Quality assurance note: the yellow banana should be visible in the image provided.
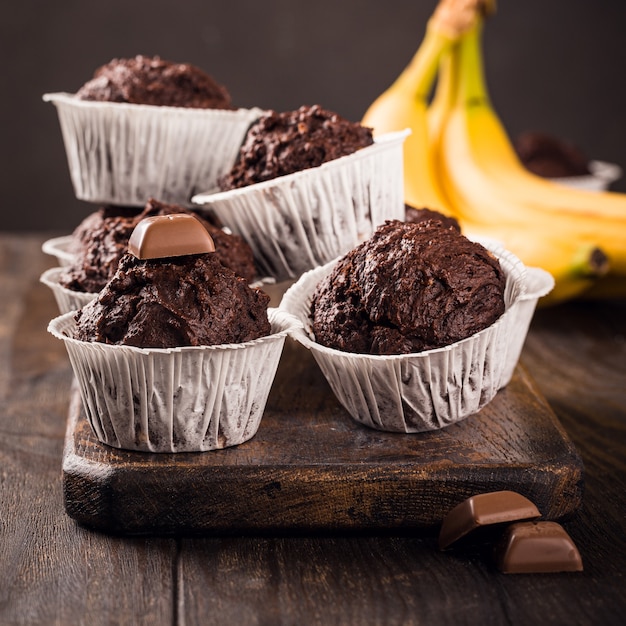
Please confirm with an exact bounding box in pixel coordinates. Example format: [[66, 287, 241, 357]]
[[362, 0, 483, 214], [436, 20, 626, 303], [445, 25, 626, 221], [425, 50, 457, 212], [362, 0, 625, 303], [460, 218, 610, 303]]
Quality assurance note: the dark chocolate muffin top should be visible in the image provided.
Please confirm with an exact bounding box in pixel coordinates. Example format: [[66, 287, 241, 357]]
[[73, 252, 271, 349], [61, 205, 141, 294], [219, 104, 374, 190], [404, 205, 461, 232], [75, 55, 233, 109], [311, 219, 506, 355], [514, 131, 590, 178], [59, 199, 257, 293]]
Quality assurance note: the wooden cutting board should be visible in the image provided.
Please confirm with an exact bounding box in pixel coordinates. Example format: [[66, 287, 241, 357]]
[[62, 339, 584, 535]]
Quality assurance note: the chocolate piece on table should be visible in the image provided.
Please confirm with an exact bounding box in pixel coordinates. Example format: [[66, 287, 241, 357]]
[[439, 491, 541, 550], [128, 214, 215, 259], [495, 521, 583, 574]]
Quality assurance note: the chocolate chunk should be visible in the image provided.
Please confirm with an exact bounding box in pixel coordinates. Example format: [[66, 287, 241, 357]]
[[128, 214, 215, 259], [439, 491, 541, 550], [495, 521, 583, 573]]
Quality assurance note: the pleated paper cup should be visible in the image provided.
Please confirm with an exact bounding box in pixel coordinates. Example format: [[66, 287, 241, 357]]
[[48, 308, 302, 453], [279, 241, 550, 433], [42, 235, 75, 267], [191, 130, 409, 282], [553, 160, 622, 191], [499, 266, 554, 384], [40, 267, 98, 315], [43, 92, 264, 207]]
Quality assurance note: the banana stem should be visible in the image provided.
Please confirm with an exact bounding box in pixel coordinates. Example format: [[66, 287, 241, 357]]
[[388, 0, 482, 103], [454, 19, 489, 106], [480, 0, 497, 17], [430, 48, 459, 114], [387, 25, 455, 104]]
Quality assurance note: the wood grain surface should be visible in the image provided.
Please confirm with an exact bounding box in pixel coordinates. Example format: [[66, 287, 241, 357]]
[[1, 233, 625, 626], [63, 354, 583, 534]]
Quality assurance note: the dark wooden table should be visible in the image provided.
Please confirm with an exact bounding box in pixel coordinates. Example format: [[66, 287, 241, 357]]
[[2, 233, 625, 625]]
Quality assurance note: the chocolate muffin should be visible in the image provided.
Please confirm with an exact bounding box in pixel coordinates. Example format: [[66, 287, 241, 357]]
[[514, 131, 590, 178], [74, 251, 271, 349], [76, 55, 233, 109], [404, 205, 461, 231], [59, 199, 257, 293], [60, 206, 142, 293], [311, 219, 506, 355], [220, 104, 374, 190]]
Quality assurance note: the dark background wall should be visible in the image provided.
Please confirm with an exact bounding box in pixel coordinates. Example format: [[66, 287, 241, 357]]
[[3, 0, 626, 232]]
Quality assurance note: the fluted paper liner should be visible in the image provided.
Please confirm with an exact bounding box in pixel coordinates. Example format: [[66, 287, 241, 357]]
[[42, 235, 75, 267], [43, 92, 264, 207], [279, 241, 553, 433], [499, 265, 554, 384], [554, 160, 622, 191], [40, 267, 97, 315], [191, 130, 409, 281], [48, 308, 302, 452]]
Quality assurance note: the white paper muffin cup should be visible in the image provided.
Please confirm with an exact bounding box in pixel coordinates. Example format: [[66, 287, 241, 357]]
[[42, 235, 75, 267], [552, 160, 622, 191], [48, 308, 302, 452], [40, 267, 98, 315], [278, 240, 553, 433], [191, 130, 409, 281], [498, 265, 554, 384], [43, 92, 264, 207]]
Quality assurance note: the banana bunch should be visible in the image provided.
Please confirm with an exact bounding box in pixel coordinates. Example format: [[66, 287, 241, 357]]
[[362, 0, 626, 305]]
